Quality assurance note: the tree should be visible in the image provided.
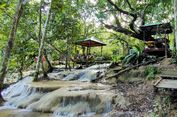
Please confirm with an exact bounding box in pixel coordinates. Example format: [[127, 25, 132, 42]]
[[47, 0, 83, 69], [90, 0, 172, 40], [34, 0, 52, 81], [0, 0, 24, 101], [174, 0, 177, 50]]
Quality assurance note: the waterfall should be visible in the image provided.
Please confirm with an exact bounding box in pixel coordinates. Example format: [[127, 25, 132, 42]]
[[49, 63, 110, 81], [2, 77, 44, 108], [1, 64, 130, 116]]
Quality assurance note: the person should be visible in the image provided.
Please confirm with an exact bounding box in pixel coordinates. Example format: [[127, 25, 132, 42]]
[[34, 56, 46, 62], [34, 56, 38, 62]]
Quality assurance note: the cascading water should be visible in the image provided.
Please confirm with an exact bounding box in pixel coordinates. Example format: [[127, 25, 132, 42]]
[[2, 76, 33, 100], [1, 64, 129, 117], [2, 77, 45, 108], [48, 63, 110, 81]]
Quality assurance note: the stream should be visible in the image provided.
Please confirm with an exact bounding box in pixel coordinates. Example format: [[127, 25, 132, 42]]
[[0, 64, 128, 117]]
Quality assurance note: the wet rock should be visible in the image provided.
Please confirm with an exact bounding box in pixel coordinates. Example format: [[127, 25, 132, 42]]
[[2, 76, 128, 116], [48, 64, 110, 82]]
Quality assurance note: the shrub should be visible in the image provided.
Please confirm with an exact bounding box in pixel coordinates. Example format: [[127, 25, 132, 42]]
[[171, 50, 177, 64], [144, 65, 159, 80]]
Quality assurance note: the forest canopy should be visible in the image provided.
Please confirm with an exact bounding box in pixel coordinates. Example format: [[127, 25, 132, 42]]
[[0, 0, 175, 80]]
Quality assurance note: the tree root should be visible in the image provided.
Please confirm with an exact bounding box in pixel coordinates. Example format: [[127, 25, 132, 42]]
[[105, 59, 158, 80]]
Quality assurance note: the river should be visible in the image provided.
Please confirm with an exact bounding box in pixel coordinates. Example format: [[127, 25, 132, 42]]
[[0, 64, 125, 117]]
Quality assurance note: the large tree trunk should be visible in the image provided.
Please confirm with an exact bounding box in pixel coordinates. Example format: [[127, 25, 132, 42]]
[[34, 0, 52, 81], [38, 0, 48, 79], [174, 0, 177, 50], [0, 0, 23, 102], [43, 49, 53, 72]]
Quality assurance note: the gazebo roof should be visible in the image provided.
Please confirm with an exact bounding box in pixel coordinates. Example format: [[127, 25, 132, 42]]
[[140, 22, 172, 35], [75, 37, 106, 47]]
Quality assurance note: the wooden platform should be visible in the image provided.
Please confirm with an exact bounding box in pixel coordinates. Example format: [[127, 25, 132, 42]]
[[154, 75, 177, 89], [155, 79, 177, 89]]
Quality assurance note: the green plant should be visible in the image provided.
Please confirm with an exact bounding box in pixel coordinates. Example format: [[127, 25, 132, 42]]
[[111, 55, 124, 63], [171, 49, 177, 64], [151, 113, 159, 117], [122, 46, 141, 65], [144, 65, 159, 80], [153, 96, 171, 117]]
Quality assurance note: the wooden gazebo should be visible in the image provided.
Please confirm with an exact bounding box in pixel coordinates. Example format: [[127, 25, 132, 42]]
[[140, 22, 172, 57], [73, 37, 106, 65], [75, 37, 106, 55]]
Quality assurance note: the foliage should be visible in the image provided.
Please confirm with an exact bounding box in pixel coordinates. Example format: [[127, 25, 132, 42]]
[[144, 65, 159, 80], [82, 0, 174, 42], [112, 55, 124, 63], [122, 45, 142, 65], [153, 96, 171, 117], [0, 0, 175, 74], [10, 39, 38, 70], [171, 49, 177, 64], [0, 0, 17, 68]]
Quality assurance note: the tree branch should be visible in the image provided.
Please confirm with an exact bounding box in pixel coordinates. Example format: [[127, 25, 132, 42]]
[[140, 4, 150, 25], [125, 0, 134, 11], [113, 14, 121, 27], [101, 9, 117, 13], [104, 24, 138, 38], [112, 33, 129, 46], [106, 0, 136, 18], [129, 13, 138, 33], [106, 0, 138, 34]]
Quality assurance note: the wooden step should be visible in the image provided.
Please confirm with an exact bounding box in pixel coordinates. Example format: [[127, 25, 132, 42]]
[[160, 75, 177, 79], [154, 75, 177, 90], [155, 79, 177, 89]]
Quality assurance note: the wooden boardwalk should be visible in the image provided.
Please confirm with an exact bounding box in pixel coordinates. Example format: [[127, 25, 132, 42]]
[[154, 75, 177, 89]]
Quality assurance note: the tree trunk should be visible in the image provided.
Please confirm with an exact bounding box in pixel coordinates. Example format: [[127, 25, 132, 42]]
[[38, 0, 42, 44], [174, 0, 177, 50], [0, 0, 23, 102], [34, 0, 52, 81], [65, 38, 69, 69], [18, 62, 23, 80], [38, 0, 48, 79], [43, 49, 53, 73], [41, 60, 48, 79], [65, 37, 71, 70]]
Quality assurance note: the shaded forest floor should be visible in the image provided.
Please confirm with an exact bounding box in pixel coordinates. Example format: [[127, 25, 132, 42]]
[[106, 58, 177, 116]]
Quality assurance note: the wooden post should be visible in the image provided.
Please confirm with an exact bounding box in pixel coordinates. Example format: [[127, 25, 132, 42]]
[[165, 37, 167, 58], [164, 32, 168, 58], [88, 40, 91, 55], [101, 46, 103, 56], [75, 46, 77, 54], [86, 47, 88, 55], [89, 47, 90, 54], [82, 46, 85, 55]]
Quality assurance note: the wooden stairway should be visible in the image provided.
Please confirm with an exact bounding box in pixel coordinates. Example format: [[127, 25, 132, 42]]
[[154, 75, 177, 91]]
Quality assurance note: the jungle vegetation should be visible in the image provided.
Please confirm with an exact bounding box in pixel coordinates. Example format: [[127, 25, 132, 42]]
[[0, 0, 175, 101]]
